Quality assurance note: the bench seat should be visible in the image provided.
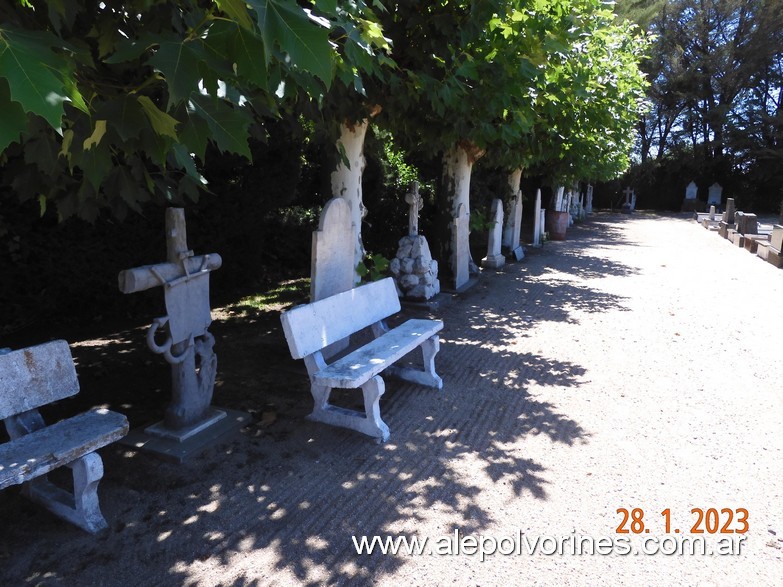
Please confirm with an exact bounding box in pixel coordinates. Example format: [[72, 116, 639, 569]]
[[0, 409, 128, 490], [281, 278, 444, 441], [314, 319, 443, 388]]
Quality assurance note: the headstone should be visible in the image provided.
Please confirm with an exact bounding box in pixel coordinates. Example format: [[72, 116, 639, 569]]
[[118, 208, 249, 461], [391, 183, 440, 300], [554, 186, 565, 212], [481, 199, 506, 269], [502, 190, 524, 260], [721, 198, 736, 224], [451, 204, 470, 290], [709, 205, 716, 221], [622, 187, 634, 213], [532, 189, 543, 247], [311, 198, 354, 302], [585, 184, 594, 214], [707, 183, 723, 206], [771, 225, 783, 251], [735, 212, 758, 235], [685, 181, 698, 200], [540, 209, 546, 241]]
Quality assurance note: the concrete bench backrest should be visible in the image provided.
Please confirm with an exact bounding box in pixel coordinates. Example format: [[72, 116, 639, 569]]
[[281, 277, 401, 360], [0, 340, 79, 421]]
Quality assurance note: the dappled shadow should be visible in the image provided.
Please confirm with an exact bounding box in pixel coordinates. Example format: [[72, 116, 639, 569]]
[[0, 212, 642, 585]]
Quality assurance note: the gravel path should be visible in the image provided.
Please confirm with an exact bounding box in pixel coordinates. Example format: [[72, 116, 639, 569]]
[[1, 211, 781, 585]]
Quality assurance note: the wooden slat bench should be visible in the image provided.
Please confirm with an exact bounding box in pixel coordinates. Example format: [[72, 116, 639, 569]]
[[0, 340, 128, 533], [280, 277, 443, 441]]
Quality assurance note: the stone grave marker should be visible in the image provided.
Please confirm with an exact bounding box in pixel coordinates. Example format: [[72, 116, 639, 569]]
[[707, 183, 723, 206], [532, 189, 543, 247], [391, 182, 440, 300], [585, 184, 594, 214], [719, 198, 736, 238], [622, 187, 634, 213], [685, 181, 698, 200], [481, 199, 506, 269], [502, 190, 524, 260], [451, 204, 470, 290], [311, 198, 355, 302], [118, 208, 248, 461]]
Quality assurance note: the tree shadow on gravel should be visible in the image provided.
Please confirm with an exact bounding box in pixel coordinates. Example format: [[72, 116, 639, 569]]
[[0, 217, 640, 586]]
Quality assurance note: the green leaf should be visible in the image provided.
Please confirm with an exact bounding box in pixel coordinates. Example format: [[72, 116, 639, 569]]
[[83, 120, 107, 151], [0, 26, 74, 129], [178, 102, 211, 160], [95, 95, 147, 142], [248, 0, 333, 84], [137, 96, 180, 140], [216, 0, 255, 30], [149, 38, 203, 107], [207, 21, 268, 91], [190, 95, 252, 158], [0, 78, 27, 152]]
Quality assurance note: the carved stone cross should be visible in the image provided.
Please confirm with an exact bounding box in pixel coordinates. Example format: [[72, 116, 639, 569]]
[[405, 181, 423, 236], [118, 208, 222, 433], [623, 186, 634, 205]]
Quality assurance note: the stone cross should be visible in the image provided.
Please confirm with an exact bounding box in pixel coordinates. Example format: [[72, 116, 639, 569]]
[[405, 181, 423, 237], [118, 208, 222, 433]]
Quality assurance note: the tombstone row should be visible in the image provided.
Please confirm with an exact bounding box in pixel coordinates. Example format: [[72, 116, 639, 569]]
[[699, 196, 783, 269]]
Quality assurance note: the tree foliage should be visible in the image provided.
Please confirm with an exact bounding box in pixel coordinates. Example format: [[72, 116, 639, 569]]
[[0, 0, 391, 221]]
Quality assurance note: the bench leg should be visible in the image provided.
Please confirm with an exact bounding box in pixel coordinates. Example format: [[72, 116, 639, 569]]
[[23, 452, 108, 534], [307, 376, 390, 442], [385, 335, 443, 389]]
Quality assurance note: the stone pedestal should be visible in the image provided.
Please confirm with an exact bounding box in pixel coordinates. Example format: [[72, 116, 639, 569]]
[[391, 235, 440, 300]]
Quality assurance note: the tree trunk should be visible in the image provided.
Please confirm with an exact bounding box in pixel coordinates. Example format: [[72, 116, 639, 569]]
[[434, 142, 481, 284], [331, 119, 370, 281], [502, 168, 522, 250]]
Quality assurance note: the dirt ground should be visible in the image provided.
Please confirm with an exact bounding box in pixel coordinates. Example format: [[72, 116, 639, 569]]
[[1, 211, 782, 586]]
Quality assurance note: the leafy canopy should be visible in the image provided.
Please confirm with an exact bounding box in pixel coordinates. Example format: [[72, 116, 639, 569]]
[[0, 0, 391, 220]]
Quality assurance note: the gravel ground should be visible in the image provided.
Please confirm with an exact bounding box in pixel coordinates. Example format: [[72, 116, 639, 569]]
[[1, 211, 782, 586]]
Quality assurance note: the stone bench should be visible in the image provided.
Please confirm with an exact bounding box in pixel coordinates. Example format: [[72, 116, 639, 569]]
[[280, 277, 443, 442], [0, 340, 128, 533]]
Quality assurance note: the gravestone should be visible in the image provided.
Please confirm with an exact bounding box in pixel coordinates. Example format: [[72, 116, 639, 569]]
[[721, 198, 736, 223], [707, 183, 723, 206], [585, 184, 594, 214], [735, 212, 758, 235], [311, 198, 355, 302], [482, 199, 506, 269], [709, 205, 716, 221], [502, 191, 524, 260], [451, 204, 470, 290], [540, 209, 546, 241], [532, 189, 543, 247], [391, 182, 440, 300], [622, 187, 634, 213], [685, 181, 698, 200], [118, 208, 248, 461]]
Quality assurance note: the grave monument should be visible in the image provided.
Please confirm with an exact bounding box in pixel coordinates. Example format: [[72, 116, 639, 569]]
[[390, 182, 440, 300], [118, 208, 248, 461], [481, 199, 506, 269]]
